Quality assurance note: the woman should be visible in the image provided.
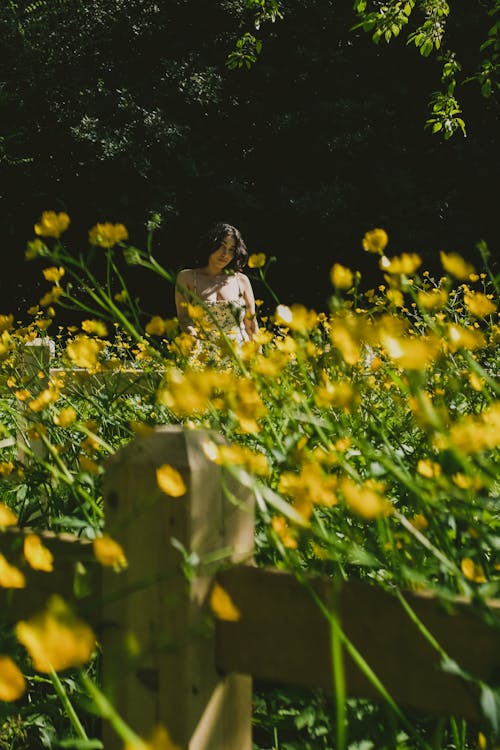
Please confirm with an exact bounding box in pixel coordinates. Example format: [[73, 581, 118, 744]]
[[175, 222, 259, 360]]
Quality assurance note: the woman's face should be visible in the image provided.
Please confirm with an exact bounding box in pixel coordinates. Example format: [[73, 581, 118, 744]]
[[209, 236, 236, 270]]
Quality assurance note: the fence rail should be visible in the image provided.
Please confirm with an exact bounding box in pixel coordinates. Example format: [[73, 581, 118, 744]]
[[2, 422, 500, 747]]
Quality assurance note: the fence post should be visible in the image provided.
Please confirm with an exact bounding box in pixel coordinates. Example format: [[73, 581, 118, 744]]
[[100, 425, 254, 750]]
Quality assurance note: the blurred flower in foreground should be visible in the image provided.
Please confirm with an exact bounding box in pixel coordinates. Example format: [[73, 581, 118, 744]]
[[24, 534, 54, 572], [66, 335, 103, 369], [93, 534, 128, 570], [362, 228, 388, 255], [210, 582, 241, 621], [461, 557, 486, 583], [0, 555, 25, 588], [331, 263, 354, 290], [464, 291, 496, 318], [156, 464, 187, 497], [124, 724, 181, 750], [380, 253, 422, 275], [34, 211, 70, 239], [340, 478, 392, 520], [16, 595, 95, 672], [440, 251, 475, 280], [88, 222, 128, 248], [0, 656, 26, 701], [0, 502, 18, 527]]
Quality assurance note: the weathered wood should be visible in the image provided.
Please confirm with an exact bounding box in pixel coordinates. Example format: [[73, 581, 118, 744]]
[[216, 565, 500, 721], [0, 527, 99, 620], [100, 426, 255, 750]]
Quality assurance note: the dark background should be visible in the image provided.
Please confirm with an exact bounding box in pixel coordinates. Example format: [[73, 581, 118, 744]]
[[1, 0, 497, 325]]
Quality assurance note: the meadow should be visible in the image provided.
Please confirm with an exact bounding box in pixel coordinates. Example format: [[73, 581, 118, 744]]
[[0, 212, 498, 750]]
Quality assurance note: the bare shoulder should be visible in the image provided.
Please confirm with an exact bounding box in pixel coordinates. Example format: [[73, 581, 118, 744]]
[[176, 268, 194, 287], [236, 272, 252, 289]]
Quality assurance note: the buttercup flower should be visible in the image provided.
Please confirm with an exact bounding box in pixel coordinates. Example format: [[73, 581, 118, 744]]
[[88, 222, 128, 248], [440, 251, 475, 280], [380, 253, 422, 275], [362, 228, 388, 255], [93, 534, 128, 570], [210, 583, 241, 621], [24, 534, 54, 572], [42, 266, 65, 283], [464, 291, 496, 318], [156, 464, 187, 497], [331, 263, 354, 290], [34, 211, 70, 239], [16, 595, 95, 672], [0, 656, 26, 702], [248, 253, 266, 268]]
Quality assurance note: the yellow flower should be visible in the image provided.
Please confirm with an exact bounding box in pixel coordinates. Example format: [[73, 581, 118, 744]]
[[380, 334, 440, 370], [448, 402, 500, 454], [209, 583, 241, 621], [416, 459, 441, 479], [156, 464, 186, 497], [114, 289, 128, 303], [0, 502, 17, 527], [461, 557, 486, 583], [25, 238, 48, 260], [93, 534, 128, 570], [40, 285, 63, 306], [0, 656, 26, 702], [34, 211, 70, 239], [329, 313, 365, 365], [28, 386, 60, 413], [279, 462, 338, 520], [440, 251, 475, 280], [271, 515, 298, 549], [42, 266, 65, 283], [463, 291, 496, 318], [410, 514, 429, 531], [79, 456, 101, 475], [145, 316, 166, 336], [362, 228, 388, 255], [15, 596, 96, 672], [88, 222, 128, 248], [248, 253, 266, 268], [380, 253, 422, 275], [54, 406, 77, 428], [446, 324, 486, 352], [0, 462, 14, 478], [214, 444, 269, 476], [0, 555, 26, 588], [24, 534, 54, 572], [314, 377, 358, 411], [330, 263, 354, 290], [81, 319, 108, 337], [417, 288, 448, 310], [0, 314, 14, 333], [385, 289, 404, 307], [124, 724, 181, 750], [66, 335, 102, 369], [340, 478, 392, 520]]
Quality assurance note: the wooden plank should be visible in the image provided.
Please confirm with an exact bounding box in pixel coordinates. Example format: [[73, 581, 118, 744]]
[[0, 527, 99, 620], [216, 565, 500, 721], [100, 426, 255, 750]]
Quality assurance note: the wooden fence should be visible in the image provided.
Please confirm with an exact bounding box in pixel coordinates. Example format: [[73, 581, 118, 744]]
[[1, 346, 500, 748]]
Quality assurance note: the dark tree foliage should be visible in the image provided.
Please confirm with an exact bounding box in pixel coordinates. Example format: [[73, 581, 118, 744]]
[[0, 0, 497, 318]]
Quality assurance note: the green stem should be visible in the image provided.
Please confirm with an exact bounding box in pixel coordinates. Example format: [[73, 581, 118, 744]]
[[49, 667, 88, 741], [80, 671, 147, 748]]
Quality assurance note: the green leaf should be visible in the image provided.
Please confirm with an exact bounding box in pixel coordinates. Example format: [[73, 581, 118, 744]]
[[480, 685, 500, 734], [57, 740, 104, 749], [420, 40, 434, 57]]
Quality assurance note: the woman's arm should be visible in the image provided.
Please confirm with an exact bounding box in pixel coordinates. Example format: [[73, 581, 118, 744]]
[[239, 273, 259, 340], [175, 269, 196, 335]]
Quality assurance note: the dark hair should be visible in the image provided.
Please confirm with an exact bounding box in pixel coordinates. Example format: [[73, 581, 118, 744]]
[[197, 222, 248, 272]]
